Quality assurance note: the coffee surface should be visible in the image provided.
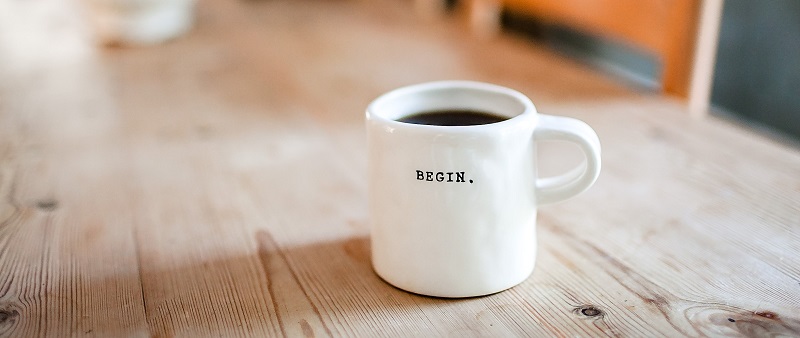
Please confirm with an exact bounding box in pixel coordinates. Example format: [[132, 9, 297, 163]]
[[396, 109, 508, 126]]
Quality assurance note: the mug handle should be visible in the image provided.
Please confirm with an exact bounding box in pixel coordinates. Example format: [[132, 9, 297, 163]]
[[533, 114, 602, 205]]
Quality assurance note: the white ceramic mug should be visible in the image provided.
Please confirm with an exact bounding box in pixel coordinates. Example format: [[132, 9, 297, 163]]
[[84, 0, 196, 45], [366, 81, 601, 297]]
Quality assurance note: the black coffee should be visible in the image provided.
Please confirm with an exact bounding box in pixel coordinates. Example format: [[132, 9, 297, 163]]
[[396, 109, 508, 126]]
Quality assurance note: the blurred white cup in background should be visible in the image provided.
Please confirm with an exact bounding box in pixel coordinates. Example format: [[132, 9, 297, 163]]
[[84, 0, 196, 45]]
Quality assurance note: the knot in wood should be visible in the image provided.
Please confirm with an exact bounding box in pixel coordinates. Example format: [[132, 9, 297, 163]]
[[35, 199, 58, 211], [574, 305, 604, 318], [755, 311, 778, 320], [0, 309, 20, 323]]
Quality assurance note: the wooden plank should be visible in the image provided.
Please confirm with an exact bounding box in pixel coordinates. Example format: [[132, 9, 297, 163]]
[[102, 31, 312, 337], [0, 0, 149, 334]]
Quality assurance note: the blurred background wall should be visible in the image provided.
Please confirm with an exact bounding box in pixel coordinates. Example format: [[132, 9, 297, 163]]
[[503, 0, 800, 143], [711, 0, 800, 141]]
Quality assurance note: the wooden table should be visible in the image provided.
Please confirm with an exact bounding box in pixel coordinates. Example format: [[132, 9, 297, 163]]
[[1, 0, 799, 336]]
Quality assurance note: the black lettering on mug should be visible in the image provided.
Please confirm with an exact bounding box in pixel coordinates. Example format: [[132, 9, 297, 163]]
[[416, 170, 472, 184]]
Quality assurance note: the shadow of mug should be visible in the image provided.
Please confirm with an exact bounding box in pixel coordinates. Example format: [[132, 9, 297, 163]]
[[38, 233, 456, 337]]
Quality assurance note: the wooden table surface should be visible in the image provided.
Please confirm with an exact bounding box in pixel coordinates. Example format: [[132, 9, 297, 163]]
[[1, 0, 799, 336]]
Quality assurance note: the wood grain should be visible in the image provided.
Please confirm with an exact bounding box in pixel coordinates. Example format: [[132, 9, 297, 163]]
[[1, 0, 798, 337]]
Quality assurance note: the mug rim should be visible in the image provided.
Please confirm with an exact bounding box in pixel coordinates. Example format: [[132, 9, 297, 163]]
[[366, 80, 537, 131]]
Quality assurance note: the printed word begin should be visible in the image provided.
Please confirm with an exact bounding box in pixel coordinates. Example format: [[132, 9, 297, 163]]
[[416, 170, 472, 183]]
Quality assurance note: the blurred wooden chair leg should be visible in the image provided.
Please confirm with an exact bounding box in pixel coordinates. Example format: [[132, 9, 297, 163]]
[[414, 0, 448, 20], [465, 0, 502, 37], [688, 0, 724, 118]]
